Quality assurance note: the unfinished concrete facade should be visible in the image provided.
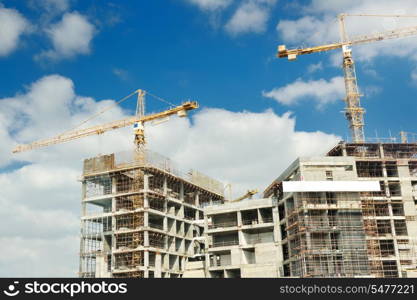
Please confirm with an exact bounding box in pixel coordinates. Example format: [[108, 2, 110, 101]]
[[79, 150, 224, 278], [200, 198, 283, 278], [264, 142, 417, 278]]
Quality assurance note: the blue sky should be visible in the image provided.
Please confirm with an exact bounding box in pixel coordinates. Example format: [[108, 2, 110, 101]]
[[1, 0, 417, 276], [2, 0, 415, 140]]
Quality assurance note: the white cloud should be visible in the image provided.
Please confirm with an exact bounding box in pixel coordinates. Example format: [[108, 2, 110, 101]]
[[307, 62, 323, 73], [147, 109, 339, 197], [186, 0, 233, 11], [262, 76, 345, 107], [225, 0, 277, 35], [0, 7, 31, 56], [0, 236, 78, 277], [0, 75, 339, 276], [38, 12, 96, 60], [113, 68, 130, 81], [30, 0, 70, 15], [276, 0, 417, 64]]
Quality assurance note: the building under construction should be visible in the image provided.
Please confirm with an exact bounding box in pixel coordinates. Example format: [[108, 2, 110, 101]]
[[79, 149, 224, 278], [79, 142, 417, 278], [263, 142, 417, 278]]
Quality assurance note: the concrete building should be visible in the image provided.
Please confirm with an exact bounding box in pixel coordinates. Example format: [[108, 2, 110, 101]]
[[201, 198, 283, 278], [79, 142, 417, 278], [79, 150, 224, 278], [264, 142, 417, 278]]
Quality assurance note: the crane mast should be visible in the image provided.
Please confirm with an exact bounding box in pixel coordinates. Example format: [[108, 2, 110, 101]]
[[339, 14, 365, 143], [277, 13, 417, 143]]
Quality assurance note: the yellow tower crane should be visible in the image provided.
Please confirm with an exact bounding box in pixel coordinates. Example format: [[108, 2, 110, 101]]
[[12, 89, 198, 153], [229, 189, 258, 203], [277, 13, 417, 143]]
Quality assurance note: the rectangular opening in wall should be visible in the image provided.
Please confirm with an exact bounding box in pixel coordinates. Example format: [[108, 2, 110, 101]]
[[379, 240, 396, 257], [148, 172, 164, 194], [167, 178, 181, 199], [183, 183, 196, 205], [382, 260, 398, 278], [210, 251, 231, 267], [243, 228, 274, 244], [282, 243, 289, 261], [409, 161, 417, 177], [385, 161, 398, 177], [388, 181, 402, 197], [241, 209, 259, 225], [278, 204, 285, 220], [148, 213, 164, 230], [259, 208, 273, 223], [212, 232, 239, 247], [148, 195, 165, 212], [280, 224, 287, 240], [226, 269, 241, 278], [176, 221, 184, 235], [242, 248, 256, 264], [376, 220, 392, 235], [210, 212, 237, 229], [116, 194, 144, 211], [394, 219, 408, 236], [85, 175, 112, 198], [346, 144, 380, 158], [115, 212, 144, 230], [325, 170, 333, 181], [356, 161, 383, 177], [209, 270, 224, 278], [148, 252, 156, 267], [184, 207, 196, 221], [392, 203, 404, 216], [149, 232, 165, 249]]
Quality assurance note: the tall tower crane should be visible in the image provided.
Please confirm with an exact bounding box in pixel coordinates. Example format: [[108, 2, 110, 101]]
[[12, 89, 198, 154], [277, 13, 417, 143]]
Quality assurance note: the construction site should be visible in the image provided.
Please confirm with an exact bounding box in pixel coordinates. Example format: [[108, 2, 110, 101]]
[[10, 13, 417, 278]]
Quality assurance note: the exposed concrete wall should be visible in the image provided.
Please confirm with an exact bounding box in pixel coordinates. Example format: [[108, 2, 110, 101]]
[[241, 264, 280, 278]]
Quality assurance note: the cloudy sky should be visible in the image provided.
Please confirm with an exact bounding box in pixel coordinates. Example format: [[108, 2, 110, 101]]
[[1, 0, 416, 277]]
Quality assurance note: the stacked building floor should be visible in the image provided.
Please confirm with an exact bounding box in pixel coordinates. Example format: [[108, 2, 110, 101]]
[[79, 142, 417, 278]]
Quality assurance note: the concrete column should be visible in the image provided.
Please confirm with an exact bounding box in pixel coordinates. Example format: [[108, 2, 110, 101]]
[[379, 144, 385, 158], [144, 211, 149, 227], [272, 207, 281, 243], [178, 204, 185, 219], [196, 191, 200, 207], [144, 174, 150, 191], [180, 182, 184, 202], [111, 176, 117, 194], [342, 144, 347, 157], [382, 162, 388, 178], [257, 208, 262, 224], [237, 211, 242, 227], [181, 256, 186, 271], [238, 230, 245, 246], [163, 176, 167, 196], [144, 250, 149, 268], [155, 253, 162, 278], [144, 231, 149, 247], [144, 193, 149, 209], [163, 216, 168, 231]]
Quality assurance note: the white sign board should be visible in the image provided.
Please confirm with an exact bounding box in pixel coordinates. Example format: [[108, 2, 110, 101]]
[[283, 181, 380, 192]]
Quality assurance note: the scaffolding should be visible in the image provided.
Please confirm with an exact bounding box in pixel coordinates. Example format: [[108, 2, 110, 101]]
[[115, 212, 144, 230], [361, 190, 417, 277], [284, 192, 370, 277], [80, 149, 224, 278]]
